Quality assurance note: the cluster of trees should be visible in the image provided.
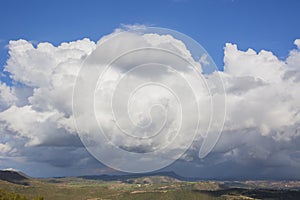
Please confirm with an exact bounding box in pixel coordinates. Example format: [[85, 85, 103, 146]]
[[0, 189, 43, 200]]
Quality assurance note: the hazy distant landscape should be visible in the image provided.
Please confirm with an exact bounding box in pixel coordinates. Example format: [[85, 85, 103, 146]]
[[1, 170, 300, 200]]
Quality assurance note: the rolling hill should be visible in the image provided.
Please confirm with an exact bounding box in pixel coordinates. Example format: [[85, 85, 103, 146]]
[[1, 170, 300, 199]]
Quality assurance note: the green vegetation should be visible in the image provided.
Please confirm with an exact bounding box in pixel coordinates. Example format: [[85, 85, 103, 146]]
[[0, 188, 43, 200], [1, 174, 300, 200], [0, 178, 218, 200]]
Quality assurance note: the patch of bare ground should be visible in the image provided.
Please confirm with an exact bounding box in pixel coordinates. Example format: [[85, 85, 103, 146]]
[[222, 194, 257, 200]]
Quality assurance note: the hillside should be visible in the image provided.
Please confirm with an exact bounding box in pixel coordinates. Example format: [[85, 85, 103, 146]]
[[1, 170, 300, 199], [0, 170, 29, 185]]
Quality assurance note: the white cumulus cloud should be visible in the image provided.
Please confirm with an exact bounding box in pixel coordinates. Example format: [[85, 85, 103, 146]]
[[0, 27, 300, 178]]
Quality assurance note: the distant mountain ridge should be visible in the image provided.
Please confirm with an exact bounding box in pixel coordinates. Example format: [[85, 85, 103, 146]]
[[79, 171, 197, 182], [0, 170, 29, 185]]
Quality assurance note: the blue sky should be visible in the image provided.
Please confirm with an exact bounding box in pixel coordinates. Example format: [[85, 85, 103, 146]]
[[1, 0, 300, 72], [1, 0, 300, 178]]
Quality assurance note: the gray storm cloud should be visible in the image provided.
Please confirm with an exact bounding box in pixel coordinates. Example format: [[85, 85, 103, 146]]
[[0, 28, 300, 178]]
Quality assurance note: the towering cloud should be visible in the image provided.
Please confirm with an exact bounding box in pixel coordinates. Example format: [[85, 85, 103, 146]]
[[0, 28, 299, 178]]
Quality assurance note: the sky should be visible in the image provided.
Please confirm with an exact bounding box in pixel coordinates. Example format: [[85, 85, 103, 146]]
[[0, 0, 300, 179], [1, 0, 300, 71]]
